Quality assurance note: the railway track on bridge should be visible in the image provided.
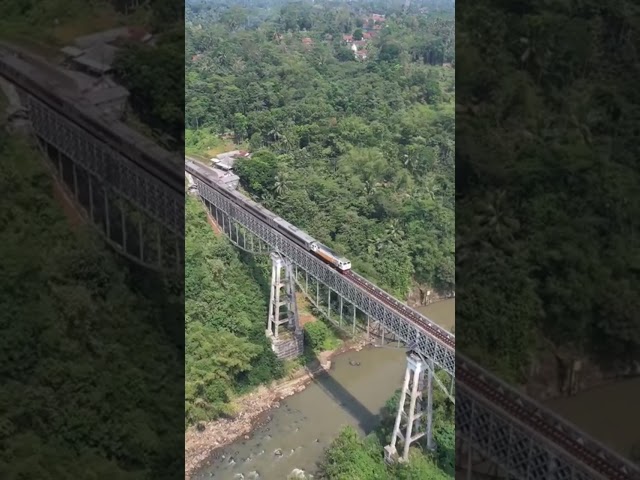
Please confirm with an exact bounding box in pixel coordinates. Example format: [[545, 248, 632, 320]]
[[0, 46, 185, 272], [2, 49, 636, 480], [458, 360, 633, 480], [344, 270, 455, 350], [187, 161, 638, 480]]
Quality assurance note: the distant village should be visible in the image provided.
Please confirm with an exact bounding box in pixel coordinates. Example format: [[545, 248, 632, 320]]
[[300, 13, 386, 61], [192, 13, 387, 63]]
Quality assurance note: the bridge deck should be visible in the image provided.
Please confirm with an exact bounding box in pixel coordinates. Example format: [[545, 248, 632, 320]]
[[187, 160, 639, 480]]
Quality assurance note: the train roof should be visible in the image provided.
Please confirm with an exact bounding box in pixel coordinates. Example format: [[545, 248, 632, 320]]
[[272, 217, 316, 241]]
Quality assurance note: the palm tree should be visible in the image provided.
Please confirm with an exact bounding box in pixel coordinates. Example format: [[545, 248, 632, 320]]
[[476, 190, 520, 243], [423, 175, 441, 201], [273, 174, 290, 197], [367, 236, 384, 255], [385, 219, 405, 241], [363, 179, 376, 196]]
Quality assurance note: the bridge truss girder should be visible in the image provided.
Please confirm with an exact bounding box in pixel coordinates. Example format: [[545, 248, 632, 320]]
[[26, 95, 183, 273], [195, 180, 455, 378], [196, 185, 637, 480]]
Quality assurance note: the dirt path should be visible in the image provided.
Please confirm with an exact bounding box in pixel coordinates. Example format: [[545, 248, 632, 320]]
[[184, 341, 367, 480]]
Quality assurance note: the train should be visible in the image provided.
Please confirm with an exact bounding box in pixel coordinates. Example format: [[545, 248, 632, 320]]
[[0, 48, 182, 194], [185, 160, 352, 271]]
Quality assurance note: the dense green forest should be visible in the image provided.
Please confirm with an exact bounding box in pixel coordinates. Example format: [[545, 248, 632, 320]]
[[184, 1, 455, 478], [0, 3, 186, 477], [456, 0, 640, 384], [185, 0, 455, 298], [184, 196, 285, 426], [319, 371, 454, 479], [0, 135, 183, 479]]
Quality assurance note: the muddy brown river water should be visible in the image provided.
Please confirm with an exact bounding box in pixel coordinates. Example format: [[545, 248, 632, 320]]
[[194, 297, 637, 479], [194, 300, 455, 480], [546, 377, 640, 460]]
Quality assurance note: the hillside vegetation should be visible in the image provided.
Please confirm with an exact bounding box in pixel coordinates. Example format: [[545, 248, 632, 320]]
[[186, 1, 455, 299], [0, 136, 183, 479], [185, 196, 285, 427], [457, 0, 640, 383]]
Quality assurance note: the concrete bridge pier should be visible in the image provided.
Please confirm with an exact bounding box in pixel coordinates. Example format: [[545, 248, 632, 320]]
[[385, 351, 435, 463], [266, 252, 303, 359]]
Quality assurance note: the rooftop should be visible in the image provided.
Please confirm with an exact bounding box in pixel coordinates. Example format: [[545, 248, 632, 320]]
[[212, 150, 251, 170], [70, 43, 119, 74], [63, 26, 153, 75], [210, 168, 240, 188]]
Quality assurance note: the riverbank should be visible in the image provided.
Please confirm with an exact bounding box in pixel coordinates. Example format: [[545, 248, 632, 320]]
[[184, 340, 367, 480]]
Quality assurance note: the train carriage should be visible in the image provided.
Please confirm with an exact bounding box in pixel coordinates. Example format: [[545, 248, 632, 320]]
[[185, 159, 352, 272], [272, 217, 318, 251]]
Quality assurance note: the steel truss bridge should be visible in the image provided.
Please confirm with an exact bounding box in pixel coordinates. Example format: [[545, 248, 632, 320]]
[[0, 46, 184, 273], [189, 163, 639, 480], [2, 47, 637, 480]]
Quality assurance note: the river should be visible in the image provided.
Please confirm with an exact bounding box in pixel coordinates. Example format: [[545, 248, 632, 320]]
[[194, 299, 455, 480], [545, 377, 640, 460]]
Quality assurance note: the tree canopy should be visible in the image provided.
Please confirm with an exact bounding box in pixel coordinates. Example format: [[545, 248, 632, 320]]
[[456, 0, 640, 382], [186, 1, 455, 298], [185, 196, 285, 426], [0, 135, 183, 479]]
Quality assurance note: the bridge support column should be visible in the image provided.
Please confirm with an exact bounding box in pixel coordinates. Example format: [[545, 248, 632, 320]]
[[266, 252, 303, 359], [384, 351, 435, 463]]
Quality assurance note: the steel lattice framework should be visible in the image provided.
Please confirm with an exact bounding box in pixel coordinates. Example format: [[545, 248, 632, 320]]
[[28, 97, 183, 238], [0, 50, 185, 272], [194, 176, 455, 377], [457, 358, 638, 480], [193, 173, 639, 480], [8, 48, 633, 480]]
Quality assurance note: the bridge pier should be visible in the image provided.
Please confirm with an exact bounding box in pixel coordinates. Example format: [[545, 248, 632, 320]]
[[266, 252, 303, 359], [385, 351, 435, 463]]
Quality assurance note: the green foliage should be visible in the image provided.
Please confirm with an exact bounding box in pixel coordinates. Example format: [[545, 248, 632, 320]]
[[0, 0, 105, 35], [433, 422, 454, 476], [392, 450, 450, 480], [185, 127, 223, 155], [303, 320, 339, 352], [0, 136, 183, 479], [320, 427, 388, 480], [113, 30, 185, 148], [184, 196, 284, 426], [186, 5, 455, 298], [457, 0, 640, 378], [234, 150, 279, 199], [319, 425, 451, 480]]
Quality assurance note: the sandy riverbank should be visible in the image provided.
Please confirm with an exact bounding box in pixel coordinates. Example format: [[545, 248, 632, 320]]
[[185, 341, 367, 479]]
